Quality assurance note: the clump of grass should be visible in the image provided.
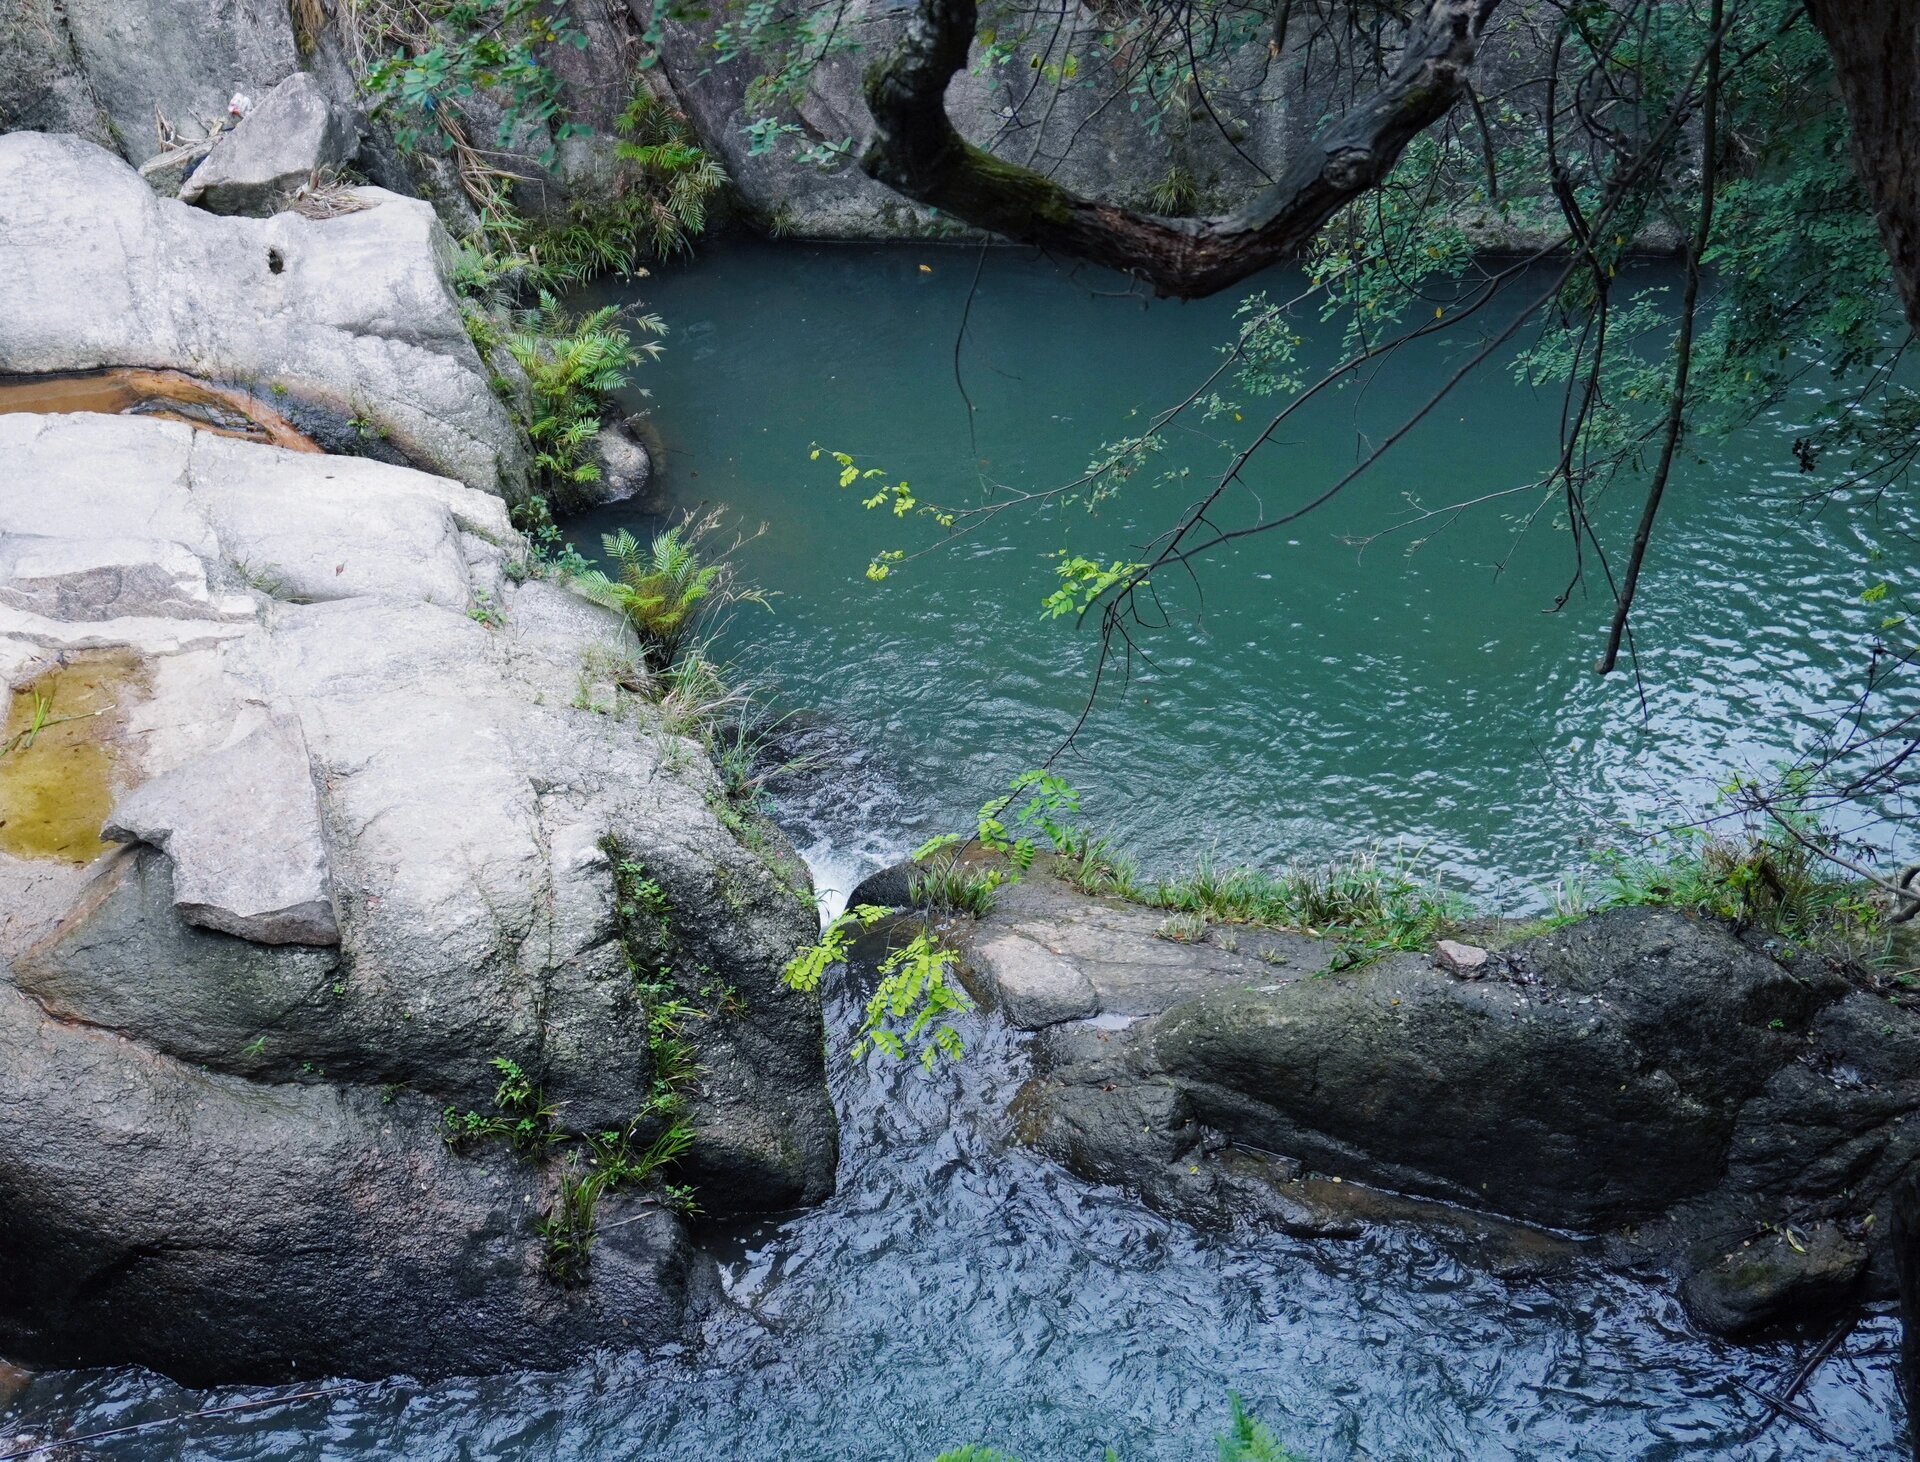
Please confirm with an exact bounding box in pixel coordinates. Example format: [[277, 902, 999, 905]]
[[910, 854, 1003, 917], [1149, 160, 1203, 217], [1156, 910, 1209, 944], [1057, 828, 1143, 899], [1152, 846, 1460, 952], [1594, 817, 1884, 962]]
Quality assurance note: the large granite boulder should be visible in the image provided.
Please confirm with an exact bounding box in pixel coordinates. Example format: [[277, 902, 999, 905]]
[[983, 872, 1920, 1335], [41, 0, 299, 166], [0, 132, 526, 501], [179, 72, 361, 216], [0, 0, 112, 145], [0, 412, 837, 1382]]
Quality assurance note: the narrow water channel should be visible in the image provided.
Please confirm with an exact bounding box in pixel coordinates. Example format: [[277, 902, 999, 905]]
[[3, 955, 1905, 1457]]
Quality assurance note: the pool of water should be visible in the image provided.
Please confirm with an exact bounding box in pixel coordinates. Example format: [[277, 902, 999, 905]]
[[4, 975, 1907, 1459], [573, 239, 1905, 909]]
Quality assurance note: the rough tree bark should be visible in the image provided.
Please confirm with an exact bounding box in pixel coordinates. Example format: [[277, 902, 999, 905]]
[[1804, 1, 1920, 336], [860, 0, 1504, 299]]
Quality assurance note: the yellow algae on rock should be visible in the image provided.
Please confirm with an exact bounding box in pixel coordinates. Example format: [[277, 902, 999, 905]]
[[0, 651, 147, 863]]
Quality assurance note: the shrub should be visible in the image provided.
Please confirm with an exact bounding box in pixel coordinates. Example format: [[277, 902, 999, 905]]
[[506, 298, 661, 490], [563, 513, 764, 668]]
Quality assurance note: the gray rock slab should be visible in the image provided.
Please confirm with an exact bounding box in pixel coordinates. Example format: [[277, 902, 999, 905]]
[[180, 72, 359, 216], [0, 534, 243, 623], [60, 0, 299, 166], [971, 932, 1098, 1028], [103, 714, 338, 944]]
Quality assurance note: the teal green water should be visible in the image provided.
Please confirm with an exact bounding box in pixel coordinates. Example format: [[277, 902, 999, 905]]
[[579, 241, 1891, 909]]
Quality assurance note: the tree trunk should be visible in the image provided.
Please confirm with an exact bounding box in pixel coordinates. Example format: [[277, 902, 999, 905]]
[[1805, 1, 1920, 334]]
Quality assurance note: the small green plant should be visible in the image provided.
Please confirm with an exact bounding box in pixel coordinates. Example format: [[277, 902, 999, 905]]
[[605, 91, 729, 260], [1214, 1393, 1305, 1461], [613, 856, 671, 930], [0, 688, 97, 760], [1149, 160, 1203, 217], [443, 1056, 561, 1154], [909, 854, 1004, 917], [538, 1157, 598, 1286], [781, 904, 973, 1066], [1057, 829, 1143, 899], [1157, 911, 1209, 943]]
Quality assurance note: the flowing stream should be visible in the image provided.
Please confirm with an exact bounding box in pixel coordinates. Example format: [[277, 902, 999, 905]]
[[3, 969, 1908, 1459], [5, 241, 1912, 1458]]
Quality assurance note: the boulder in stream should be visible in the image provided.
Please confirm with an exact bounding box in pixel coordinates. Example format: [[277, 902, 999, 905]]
[[970, 870, 1920, 1335]]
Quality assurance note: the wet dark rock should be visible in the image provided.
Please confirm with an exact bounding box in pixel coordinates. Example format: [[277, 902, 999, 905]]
[[1681, 1222, 1869, 1334], [990, 876, 1920, 1336], [847, 858, 916, 911]]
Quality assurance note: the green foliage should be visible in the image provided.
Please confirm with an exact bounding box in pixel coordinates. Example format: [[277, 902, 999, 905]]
[[506, 298, 662, 490], [607, 92, 730, 260], [781, 905, 970, 1067], [443, 1056, 561, 1154], [1043, 554, 1147, 622], [914, 770, 1082, 875], [1149, 161, 1203, 217], [854, 931, 971, 1068], [1592, 801, 1883, 962], [1152, 847, 1460, 958], [782, 902, 890, 994], [361, 0, 589, 163], [909, 856, 1004, 918], [538, 1157, 599, 1285], [1056, 830, 1143, 900], [563, 520, 748, 668], [1214, 1393, 1305, 1462], [612, 854, 672, 933]]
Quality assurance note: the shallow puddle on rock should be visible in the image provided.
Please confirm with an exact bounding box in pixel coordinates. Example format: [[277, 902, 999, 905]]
[[0, 651, 149, 863], [0, 369, 320, 452]]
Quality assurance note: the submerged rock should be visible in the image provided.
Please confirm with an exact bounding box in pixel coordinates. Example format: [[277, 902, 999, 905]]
[[0, 133, 526, 500], [178, 72, 360, 217], [0, 412, 836, 1381], [981, 871, 1920, 1336]]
